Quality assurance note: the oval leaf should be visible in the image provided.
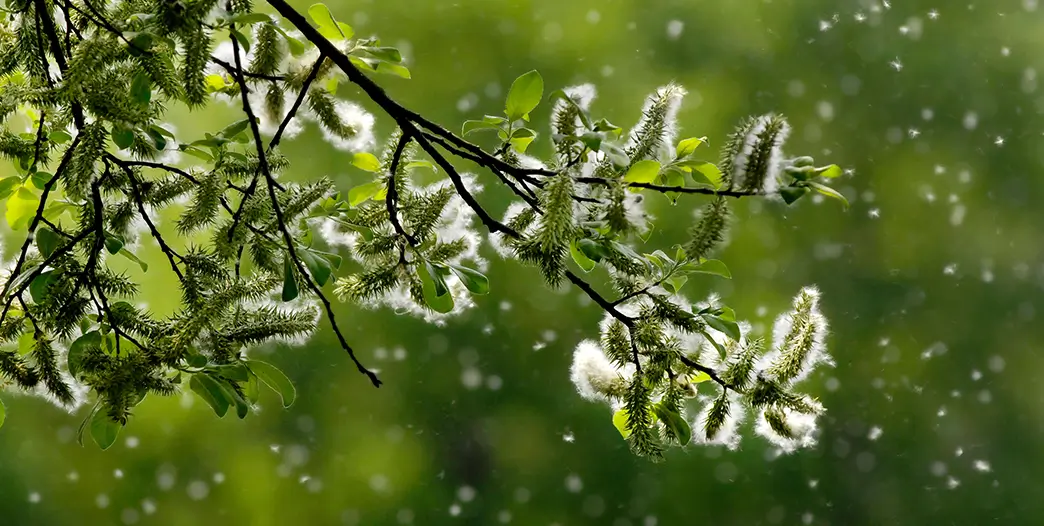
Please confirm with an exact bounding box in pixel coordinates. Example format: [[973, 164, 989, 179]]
[[29, 271, 55, 303], [612, 408, 631, 439], [570, 240, 597, 272], [690, 259, 731, 279], [68, 330, 101, 377], [300, 249, 334, 286], [90, 409, 122, 450], [818, 164, 843, 179], [36, 227, 60, 258], [0, 176, 21, 199], [623, 160, 661, 184], [130, 72, 152, 104], [308, 3, 352, 40], [448, 264, 489, 295], [352, 152, 381, 172], [6, 186, 38, 230], [247, 360, 297, 408], [808, 181, 849, 208], [347, 180, 383, 207], [675, 136, 707, 158], [418, 262, 454, 313], [653, 403, 692, 446], [281, 257, 299, 301], [190, 373, 230, 417], [505, 70, 543, 121], [111, 126, 134, 150], [702, 313, 741, 342]]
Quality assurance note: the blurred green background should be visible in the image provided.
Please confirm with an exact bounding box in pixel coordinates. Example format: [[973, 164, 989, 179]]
[[2, 0, 1041, 524]]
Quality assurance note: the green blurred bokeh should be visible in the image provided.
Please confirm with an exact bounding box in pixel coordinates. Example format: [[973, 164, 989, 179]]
[[2, 0, 1041, 524]]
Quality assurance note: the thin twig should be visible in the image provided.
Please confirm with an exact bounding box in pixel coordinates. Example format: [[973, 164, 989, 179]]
[[226, 29, 381, 387], [386, 131, 417, 246], [227, 54, 326, 242]]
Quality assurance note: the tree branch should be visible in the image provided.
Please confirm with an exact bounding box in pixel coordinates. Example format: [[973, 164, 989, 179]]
[[386, 130, 417, 246], [226, 29, 381, 387]]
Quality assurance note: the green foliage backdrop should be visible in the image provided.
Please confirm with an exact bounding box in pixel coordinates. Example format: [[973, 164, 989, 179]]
[[0, 0, 1039, 524]]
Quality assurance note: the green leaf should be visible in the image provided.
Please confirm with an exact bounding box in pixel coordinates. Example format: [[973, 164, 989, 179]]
[[130, 72, 152, 104], [592, 118, 622, 135], [281, 257, 299, 301], [677, 160, 723, 189], [300, 249, 334, 286], [612, 408, 631, 439], [702, 313, 741, 342], [688, 259, 731, 279], [29, 271, 54, 303], [179, 144, 214, 162], [145, 127, 167, 151], [789, 156, 814, 168], [230, 26, 251, 53], [190, 374, 230, 417], [126, 31, 154, 52], [808, 181, 849, 209], [780, 186, 809, 205], [570, 240, 597, 272], [404, 160, 436, 172], [213, 363, 250, 382], [217, 119, 249, 140], [30, 171, 51, 190], [0, 176, 21, 199], [0, 398, 5, 430], [247, 360, 297, 408], [48, 130, 72, 144], [505, 70, 543, 121], [661, 169, 685, 187], [448, 264, 489, 295], [68, 331, 100, 377], [243, 370, 261, 404], [418, 261, 453, 313], [223, 380, 250, 419], [347, 180, 383, 207], [579, 131, 602, 151], [186, 352, 208, 369], [117, 248, 148, 272], [100, 331, 117, 355], [818, 164, 843, 179], [90, 409, 122, 450], [374, 62, 410, 79], [111, 126, 134, 150], [427, 262, 450, 297], [17, 332, 34, 355], [273, 26, 306, 56], [35, 226, 59, 257], [577, 238, 608, 263], [689, 371, 712, 384], [204, 73, 227, 92], [653, 403, 692, 446], [675, 136, 707, 158], [662, 274, 688, 295], [507, 128, 534, 152], [227, 13, 271, 25], [104, 233, 124, 255], [623, 160, 661, 184], [308, 3, 353, 40], [601, 143, 630, 168], [361, 46, 402, 63], [462, 119, 500, 136], [352, 152, 381, 172], [6, 186, 38, 230]]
